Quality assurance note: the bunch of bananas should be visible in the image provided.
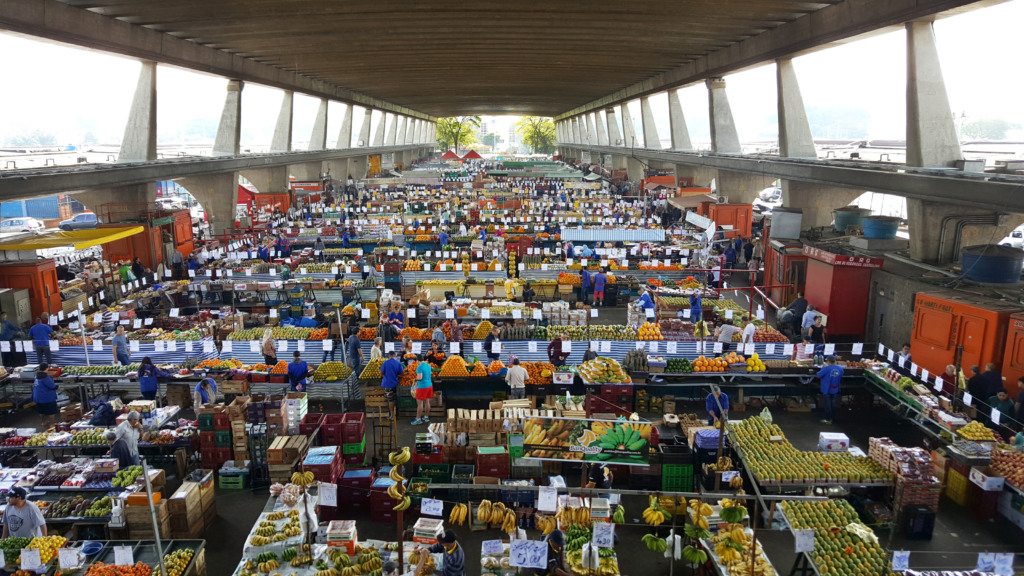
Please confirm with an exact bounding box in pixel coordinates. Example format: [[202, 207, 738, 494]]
[[257, 559, 279, 573], [535, 514, 558, 535], [254, 525, 276, 537], [726, 556, 775, 576], [315, 569, 339, 576], [501, 508, 518, 534], [280, 548, 297, 562], [248, 535, 272, 546], [689, 499, 715, 530], [611, 505, 625, 524], [409, 550, 436, 572], [476, 500, 511, 525], [557, 505, 591, 527], [281, 523, 302, 537], [448, 503, 469, 525], [387, 447, 411, 511], [266, 510, 286, 521], [291, 470, 316, 487], [642, 533, 668, 552], [642, 498, 671, 526], [291, 553, 313, 567], [328, 549, 351, 567]]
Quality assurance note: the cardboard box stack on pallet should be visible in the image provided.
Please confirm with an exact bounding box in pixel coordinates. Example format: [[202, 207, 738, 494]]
[[122, 468, 169, 539], [267, 434, 309, 483], [164, 469, 216, 537]]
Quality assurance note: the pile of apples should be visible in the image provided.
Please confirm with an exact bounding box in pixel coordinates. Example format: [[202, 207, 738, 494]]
[[991, 450, 1024, 489]]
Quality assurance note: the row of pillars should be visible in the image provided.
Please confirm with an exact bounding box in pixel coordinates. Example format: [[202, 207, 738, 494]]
[[77, 63, 436, 236], [555, 22, 1019, 264]]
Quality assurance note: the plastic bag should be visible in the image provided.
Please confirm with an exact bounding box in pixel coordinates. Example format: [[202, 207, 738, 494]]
[[760, 407, 773, 424]]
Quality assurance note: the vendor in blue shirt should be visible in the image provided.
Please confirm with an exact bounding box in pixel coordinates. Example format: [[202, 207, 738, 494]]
[[705, 389, 729, 426], [380, 350, 404, 417], [137, 356, 170, 401], [29, 317, 54, 366], [689, 294, 702, 322], [438, 230, 449, 247], [287, 351, 310, 392], [193, 377, 217, 408], [388, 306, 406, 330], [479, 227, 487, 242], [816, 356, 844, 424], [635, 287, 656, 311], [342, 230, 350, 248], [579, 244, 593, 258]]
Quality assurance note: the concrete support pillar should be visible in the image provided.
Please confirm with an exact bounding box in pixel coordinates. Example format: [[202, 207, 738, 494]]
[[715, 171, 763, 204], [706, 78, 741, 154], [606, 108, 623, 146], [674, 164, 717, 188], [571, 118, 581, 145], [626, 157, 645, 182], [212, 80, 243, 157], [906, 21, 962, 169], [385, 114, 398, 146], [415, 120, 425, 144], [667, 90, 693, 151], [323, 158, 350, 184], [349, 156, 368, 180], [404, 119, 415, 147], [271, 91, 294, 152], [118, 61, 157, 162], [336, 105, 353, 149], [241, 167, 290, 194], [357, 108, 373, 147], [621, 105, 640, 149], [776, 59, 817, 159], [640, 96, 661, 149], [428, 123, 436, 147], [906, 203, 1023, 263], [372, 111, 386, 147], [75, 183, 156, 214], [395, 117, 407, 145], [309, 98, 329, 151], [589, 113, 600, 146], [578, 115, 590, 146], [595, 115, 608, 146], [781, 181, 863, 229], [179, 172, 239, 236]]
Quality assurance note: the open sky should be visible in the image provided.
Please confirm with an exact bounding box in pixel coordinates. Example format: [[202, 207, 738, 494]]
[[1, 0, 1022, 148]]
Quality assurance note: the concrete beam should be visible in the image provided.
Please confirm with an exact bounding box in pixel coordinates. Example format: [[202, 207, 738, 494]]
[[118, 61, 157, 162], [308, 98, 328, 151], [780, 181, 862, 229], [240, 167, 289, 194], [179, 172, 239, 236], [357, 109, 372, 147], [640, 96, 661, 150], [667, 90, 692, 152], [336, 105, 353, 149], [212, 80, 243, 157], [707, 78, 741, 154], [776, 59, 817, 159], [74, 183, 155, 214], [605, 108, 622, 147], [0, 0, 433, 121], [554, 0, 999, 120], [271, 91, 293, 153]]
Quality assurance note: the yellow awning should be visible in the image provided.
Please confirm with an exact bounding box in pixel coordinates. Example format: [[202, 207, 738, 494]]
[[0, 226, 144, 251]]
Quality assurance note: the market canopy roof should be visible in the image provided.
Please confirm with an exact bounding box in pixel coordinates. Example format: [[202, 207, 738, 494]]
[[439, 150, 461, 160], [461, 150, 483, 160], [0, 226, 144, 251]]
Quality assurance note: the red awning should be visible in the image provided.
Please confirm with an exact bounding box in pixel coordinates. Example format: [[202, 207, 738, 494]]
[[461, 150, 483, 160], [440, 150, 461, 160]]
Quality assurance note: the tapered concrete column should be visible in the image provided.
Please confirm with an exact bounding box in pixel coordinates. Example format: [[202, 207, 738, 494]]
[[571, 118, 581, 145], [357, 109, 373, 147], [674, 165, 717, 188], [626, 157, 645, 182], [588, 114, 600, 146], [75, 183, 156, 214], [323, 158, 350, 183], [396, 117, 407, 145], [118, 61, 157, 162], [706, 78, 741, 154], [291, 163, 322, 181], [906, 21, 962, 168], [415, 120, 424, 144], [667, 90, 693, 151], [596, 113, 609, 146], [179, 172, 239, 236], [578, 115, 590, 145], [372, 111, 386, 147], [349, 156, 368, 180], [428, 123, 436, 147], [404, 118, 415, 146], [640, 96, 661, 149], [336, 105, 353, 149], [621, 105, 640, 148], [777, 59, 817, 159], [606, 108, 623, 146], [241, 167, 290, 193], [212, 80, 243, 157], [385, 114, 398, 146], [309, 98, 329, 151], [271, 91, 294, 152]]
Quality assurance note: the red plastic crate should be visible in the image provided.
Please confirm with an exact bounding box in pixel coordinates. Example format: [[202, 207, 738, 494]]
[[602, 384, 633, 396], [475, 447, 509, 468], [213, 413, 231, 430], [300, 413, 325, 438], [319, 504, 340, 522], [370, 509, 397, 523], [338, 498, 367, 513], [269, 375, 287, 384], [413, 448, 444, 465], [250, 373, 268, 383], [337, 467, 375, 489], [477, 464, 510, 479], [322, 414, 345, 445], [343, 452, 366, 466], [341, 413, 365, 444], [199, 431, 216, 447]]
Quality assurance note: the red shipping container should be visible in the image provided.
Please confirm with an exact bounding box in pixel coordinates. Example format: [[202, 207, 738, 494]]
[[1001, 312, 1024, 396]]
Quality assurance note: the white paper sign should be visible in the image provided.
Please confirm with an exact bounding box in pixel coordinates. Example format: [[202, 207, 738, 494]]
[[851, 343, 863, 355], [590, 308, 598, 318], [649, 341, 659, 353], [976, 553, 995, 572], [765, 344, 776, 355], [991, 407, 1001, 425], [20, 548, 41, 570], [482, 540, 504, 555], [491, 342, 501, 353], [421, 498, 444, 517], [538, 486, 557, 512], [878, 343, 885, 355], [450, 342, 460, 353], [320, 482, 338, 506], [59, 548, 81, 570], [385, 342, 395, 353], [592, 522, 614, 548], [921, 368, 929, 382], [114, 545, 134, 566], [533, 310, 543, 320], [203, 340, 214, 353], [910, 362, 918, 375], [713, 342, 723, 353], [892, 551, 910, 571], [794, 529, 815, 553], [169, 308, 180, 317], [887, 349, 895, 362], [993, 553, 1014, 576], [783, 344, 795, 356], [481, 309, 490, 319], [683, 309, 691, 318], [509, 539, 547, 570], [824, 343, 835, 355]]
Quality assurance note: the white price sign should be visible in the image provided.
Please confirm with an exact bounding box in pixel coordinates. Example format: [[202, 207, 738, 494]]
[[421, 498, 444, 517]]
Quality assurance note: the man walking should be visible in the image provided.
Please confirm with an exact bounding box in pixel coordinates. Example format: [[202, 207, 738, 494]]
[[816, 356, 844, 424], [505, 358, 530, 400], [29, 316, 54, 367]]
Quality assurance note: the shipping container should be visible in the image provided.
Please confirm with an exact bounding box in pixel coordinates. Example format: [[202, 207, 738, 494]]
[[802, 245, 883, 340], [1, 196, 62, 220], [764, 239, 807, 308], [999, 313, 1024, 396], [910, 292, 1022, 387], [0, 260, 62, 320]]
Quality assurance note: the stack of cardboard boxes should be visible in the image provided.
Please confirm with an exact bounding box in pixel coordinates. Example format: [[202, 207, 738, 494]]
[[167, 469, 217, 539]]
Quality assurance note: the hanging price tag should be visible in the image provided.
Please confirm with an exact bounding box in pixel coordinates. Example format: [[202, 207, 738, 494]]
[[20, 548, 41, 570], [113, 546, 134, 566], [891, 551, 910, 572], [538, 486, 557, 512], [482, 540, 504, 555], [851, 343, 863, 355], [421, 498, 444, 517], [320, 482, 338, 506]]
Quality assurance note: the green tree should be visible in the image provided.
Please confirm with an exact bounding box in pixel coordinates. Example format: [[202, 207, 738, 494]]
[[962, 118, 1019, 140], [436, 116, 481, 151], [481, 133, 501, 148], [515, 116, 556, 154], [7, 129, 58, 147]]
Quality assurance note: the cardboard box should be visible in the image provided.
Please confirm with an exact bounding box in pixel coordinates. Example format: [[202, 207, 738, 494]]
[[818, 432, 850, 451], [167, 482, 202, 518], [969, 466, 1005, 491], [662, 400, 676, 414], [686, 426, 716, 447]]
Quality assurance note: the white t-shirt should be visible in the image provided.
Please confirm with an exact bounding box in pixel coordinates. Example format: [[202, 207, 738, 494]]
[[742, 323, 757, 343], [3, 502, 46, 538], [717, 324, 742, 343]]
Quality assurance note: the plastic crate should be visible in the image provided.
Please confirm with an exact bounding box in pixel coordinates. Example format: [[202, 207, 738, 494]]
[[343, 452, 366, 466], [451, 465, 475, 483], [475, 446, 509, 468], [500, 480, 536, 506], [342, 436, 366, 454], [213, 413, 231, 430], [408, 477, 431, 505], [214, 430, 232, 448], [662, 470, 694, 492], [658, 444, 693, 465], [199, 431, 216, 447], [417, 463, 451, 483], [299, 413, 325, 437], [413, 448, 444, 465], [322, 414, 345, 445], [341, 412, 366, 444], [198, 414, 215, 431], [218, 472, 250, 490]]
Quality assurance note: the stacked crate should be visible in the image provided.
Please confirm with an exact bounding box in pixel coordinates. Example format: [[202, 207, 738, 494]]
[[341, 413, 366, 466], [370, 476, 404, 523], [125, 499, 170, 539], [168, 481, 204, 539], [199, 405, 231, 469], [227, 397, 250, 463], [338, 468, 374, 515], [285, 393, 308, 435], [475, 446, 510, 479], [659, 444, 695, 491]]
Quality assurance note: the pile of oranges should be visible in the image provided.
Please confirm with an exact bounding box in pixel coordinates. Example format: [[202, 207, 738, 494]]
[[309, 328, 328, 340], [358, 327, 378, 340], [399, 362, 419, 386], [638, 322, 663, 341], [270, 361, 289, 374], [439, 356, 470, 377], [487, 360, 505, 373], [722, 351, 747, 364], [557, 272, 581, 286], [639, 263, 682, 271], [692, 355, 730, 372], [469, 362, 488, 377], [523, 361, 556, 384]]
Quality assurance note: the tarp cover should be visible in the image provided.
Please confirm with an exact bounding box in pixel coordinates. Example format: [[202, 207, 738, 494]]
[[0, 226, 144, 251]]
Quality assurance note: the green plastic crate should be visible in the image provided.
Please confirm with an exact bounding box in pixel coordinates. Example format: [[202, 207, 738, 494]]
[[397, 396, 416, 409], [219, 472, 250, 490], [663, 463, 694, 478], [662, 475, 694, 491], [342, 436, 366, 454], [198, 414, 215, 431], [417, 463, 451, 483], [408, 477, 432, 505], [214, 430, 232, 447], [509, 446, 524, 462]]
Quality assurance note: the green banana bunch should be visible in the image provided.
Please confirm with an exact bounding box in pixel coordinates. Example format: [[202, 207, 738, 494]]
[[612, 505, 625, 524], [682, 545, 707, 564], [642, 533, 668, 553]]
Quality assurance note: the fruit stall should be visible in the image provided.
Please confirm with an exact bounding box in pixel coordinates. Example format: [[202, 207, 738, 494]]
[[0, 537, 206, 575]]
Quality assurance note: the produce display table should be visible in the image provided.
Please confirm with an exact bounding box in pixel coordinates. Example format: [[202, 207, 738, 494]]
[[21, 338, 219, 366]]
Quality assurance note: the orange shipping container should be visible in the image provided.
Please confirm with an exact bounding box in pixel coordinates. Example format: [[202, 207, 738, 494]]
[[1000, 313, 1024, 396], [910, 292, 1022, 389], [0, 260, 62, 320]]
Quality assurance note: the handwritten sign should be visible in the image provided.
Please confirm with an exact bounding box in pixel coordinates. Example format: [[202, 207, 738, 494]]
[[892, 551, 910, 571], [421, 498, 444, 517], [538, 486, 557, 512], [59, 548, 82, 570], [794, 529, 815, 553], [852, 343, 863, 355], [114, 545, 134, 566], [592, 522, 614, 548], [320, 482, 337, 507], [20, 548, 41, 570], [509, 539, 547, 569], [482, 540, 504, 555]]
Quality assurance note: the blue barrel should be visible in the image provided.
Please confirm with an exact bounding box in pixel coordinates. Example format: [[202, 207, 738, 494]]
[[832, 207, 872, 233], [961, 244, 1024, 283], [861, 216, 901, 239]]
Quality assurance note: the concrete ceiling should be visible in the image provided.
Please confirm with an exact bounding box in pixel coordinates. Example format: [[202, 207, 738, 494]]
[[56, 0, 844, 117]]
